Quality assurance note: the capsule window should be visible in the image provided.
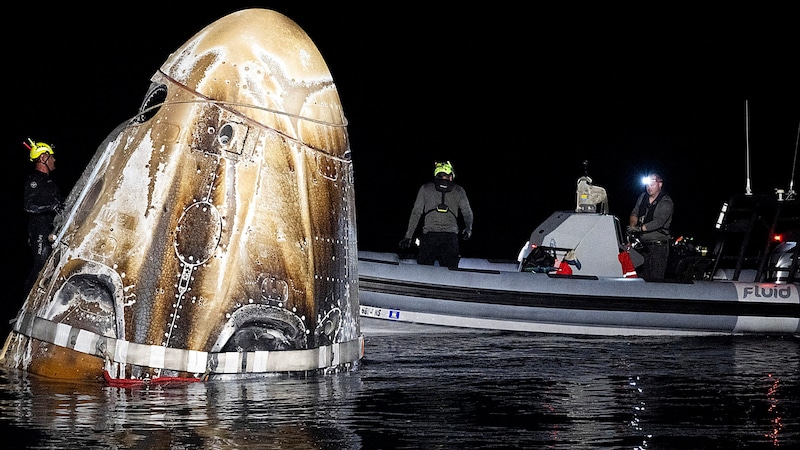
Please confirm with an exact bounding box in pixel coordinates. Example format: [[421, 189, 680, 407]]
[[218, 123, 234, 146], [132, 84, 168, 124]]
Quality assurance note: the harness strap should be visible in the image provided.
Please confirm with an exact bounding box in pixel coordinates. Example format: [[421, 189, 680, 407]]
[[423, 190, 457, 219]]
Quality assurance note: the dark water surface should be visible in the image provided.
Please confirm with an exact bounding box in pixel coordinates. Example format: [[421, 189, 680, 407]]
[[1, 328, 798, 449]]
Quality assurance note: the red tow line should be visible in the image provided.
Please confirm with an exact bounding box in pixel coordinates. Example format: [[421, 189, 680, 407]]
[[103, 370, 202, 387]]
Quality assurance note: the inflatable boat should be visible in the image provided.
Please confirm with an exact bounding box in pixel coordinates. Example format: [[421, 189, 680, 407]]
[[359, 176, 799, 336]]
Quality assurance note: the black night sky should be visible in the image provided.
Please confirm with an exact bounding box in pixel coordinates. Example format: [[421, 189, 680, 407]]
[[3, 4, 798, 328]]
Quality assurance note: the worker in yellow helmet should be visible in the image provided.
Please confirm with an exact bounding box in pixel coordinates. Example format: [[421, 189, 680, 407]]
[[400, 161, 474, 268], [22, 138, 64, 292]]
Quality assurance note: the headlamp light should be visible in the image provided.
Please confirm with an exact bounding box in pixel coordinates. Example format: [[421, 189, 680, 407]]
[[641, 176, 658, 186]]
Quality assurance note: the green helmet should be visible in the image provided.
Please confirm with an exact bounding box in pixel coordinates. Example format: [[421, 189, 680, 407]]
[[433, 161, 454, 177], [26, 138, 55, 161]]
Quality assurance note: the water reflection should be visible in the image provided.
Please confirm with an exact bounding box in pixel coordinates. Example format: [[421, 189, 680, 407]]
[[1, 332, 799, 449], [1, 368, 365, 449]]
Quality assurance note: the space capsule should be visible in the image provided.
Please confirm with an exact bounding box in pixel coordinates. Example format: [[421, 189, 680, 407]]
[[0, 9, 363, 383]]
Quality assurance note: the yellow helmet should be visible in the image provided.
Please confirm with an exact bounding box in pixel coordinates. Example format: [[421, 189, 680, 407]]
[[433, 161, 454, 177], [26, 138, 55, 161]]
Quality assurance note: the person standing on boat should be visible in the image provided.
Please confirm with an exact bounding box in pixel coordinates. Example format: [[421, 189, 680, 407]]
[[23, 138, 64, 293], [628, 173, 673, 280], [399, 161, 474, 269]]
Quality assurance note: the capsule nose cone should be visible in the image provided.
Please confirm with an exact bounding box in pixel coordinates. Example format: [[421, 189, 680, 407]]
[[159, 8, 348, 157]]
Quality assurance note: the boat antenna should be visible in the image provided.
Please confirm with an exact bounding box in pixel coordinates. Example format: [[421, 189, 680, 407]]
[[744, 100, 752, 195], [787, 120, 799, 200]]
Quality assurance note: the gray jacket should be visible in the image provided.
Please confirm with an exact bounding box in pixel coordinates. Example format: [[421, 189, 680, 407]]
[[404, 181, 473, 238], [631, 191, 673, 243]]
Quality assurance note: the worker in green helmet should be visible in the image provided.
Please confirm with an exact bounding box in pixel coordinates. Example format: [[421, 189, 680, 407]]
[[400, 161, 474, 268], [23, 138, 64, 292]]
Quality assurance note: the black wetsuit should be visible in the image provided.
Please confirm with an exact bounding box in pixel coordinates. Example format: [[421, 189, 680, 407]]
[[24, 170, 62, 291]]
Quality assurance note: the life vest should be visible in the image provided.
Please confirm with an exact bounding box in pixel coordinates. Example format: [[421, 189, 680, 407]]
[[637, 191, 670, 237]]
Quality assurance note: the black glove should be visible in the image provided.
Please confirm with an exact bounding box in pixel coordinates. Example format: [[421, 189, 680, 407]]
[[399, 238, 411, 250], [626, 225, 641, 234], [462, 229, 472, 240]]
